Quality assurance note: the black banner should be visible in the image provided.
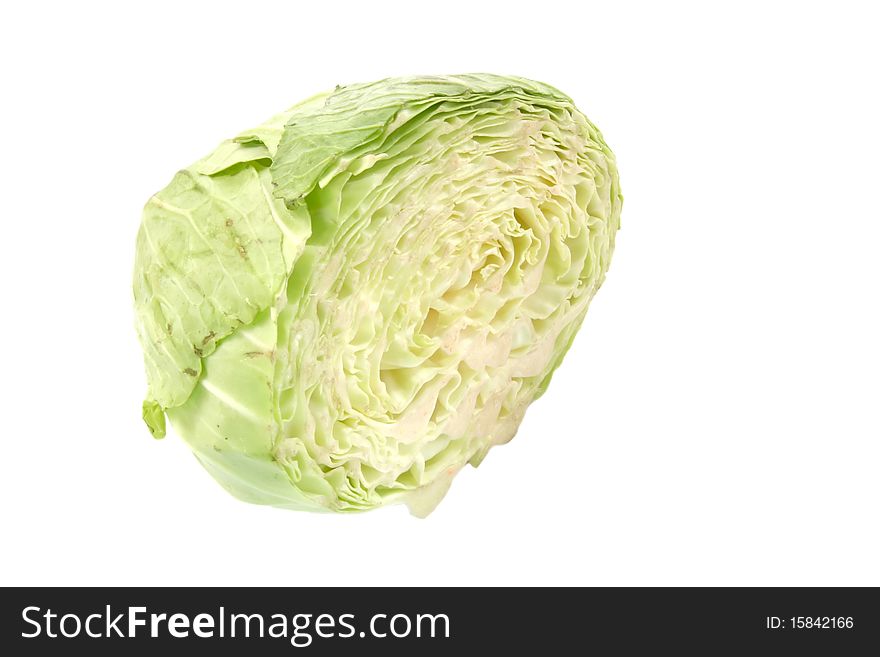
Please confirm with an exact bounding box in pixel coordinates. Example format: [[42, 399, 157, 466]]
[[1, 587, 877, 654]]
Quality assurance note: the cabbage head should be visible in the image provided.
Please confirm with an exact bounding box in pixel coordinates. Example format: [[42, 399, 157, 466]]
[[133, 74, 622, 516]]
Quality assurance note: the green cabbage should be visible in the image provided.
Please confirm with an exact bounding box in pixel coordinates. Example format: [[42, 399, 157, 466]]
[[133, 74, 622, 516]]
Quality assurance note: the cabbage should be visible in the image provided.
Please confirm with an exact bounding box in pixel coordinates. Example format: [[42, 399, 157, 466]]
[[133, 74, 622, 516]]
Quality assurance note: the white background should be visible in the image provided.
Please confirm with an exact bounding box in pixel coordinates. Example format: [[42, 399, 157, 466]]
[[1, 1, 878, 586]]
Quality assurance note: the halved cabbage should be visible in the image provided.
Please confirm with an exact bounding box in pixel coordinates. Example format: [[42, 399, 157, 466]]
[[134, 74, 622, 515]]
